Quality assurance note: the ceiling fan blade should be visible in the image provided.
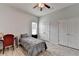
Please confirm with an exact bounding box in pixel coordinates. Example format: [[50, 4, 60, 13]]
[[33, 4, 38, 8], [44, 4, 50, 8]]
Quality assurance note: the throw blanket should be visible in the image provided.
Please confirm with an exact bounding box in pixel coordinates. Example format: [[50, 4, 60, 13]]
[[20, 37, 47, 56]]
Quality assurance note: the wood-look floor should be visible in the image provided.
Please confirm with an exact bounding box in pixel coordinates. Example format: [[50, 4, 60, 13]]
[[1, 42, 79, 56], [0, 46, 49, 56]]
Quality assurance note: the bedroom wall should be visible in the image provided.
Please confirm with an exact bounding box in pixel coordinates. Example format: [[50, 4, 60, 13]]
[[0, 4, 38, 36], [39, 3, 79, 46]]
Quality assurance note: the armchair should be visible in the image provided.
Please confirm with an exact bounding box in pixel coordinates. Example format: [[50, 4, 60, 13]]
[[2, 34, 14, 54]]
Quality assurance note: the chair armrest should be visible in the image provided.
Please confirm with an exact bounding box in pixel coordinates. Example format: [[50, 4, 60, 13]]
[[0, 37, 3, 42], [0, 40, 3, 41], [0, 40, 3, 42], [0, 40, 3, 45]]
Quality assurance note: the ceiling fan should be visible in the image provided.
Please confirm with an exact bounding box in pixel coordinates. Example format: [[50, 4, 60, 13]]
[[33, 3, 51, 11]]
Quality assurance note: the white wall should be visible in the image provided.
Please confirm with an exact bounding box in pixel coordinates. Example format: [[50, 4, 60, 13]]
[[0, 4, 38, 36], [39, 3, 79, 48]]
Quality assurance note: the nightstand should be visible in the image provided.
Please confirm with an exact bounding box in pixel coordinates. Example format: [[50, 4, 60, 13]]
[[0, 40, 3, 50], [15, 36, 19, 48]]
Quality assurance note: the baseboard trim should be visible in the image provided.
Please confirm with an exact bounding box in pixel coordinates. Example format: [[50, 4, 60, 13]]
[[58, 44, 79, 51]]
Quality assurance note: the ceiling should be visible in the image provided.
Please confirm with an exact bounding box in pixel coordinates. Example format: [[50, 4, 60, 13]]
[[7, 3, 75, 17]]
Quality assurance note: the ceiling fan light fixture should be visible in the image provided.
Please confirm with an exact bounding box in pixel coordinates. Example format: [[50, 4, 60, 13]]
[[38, 3, 44, 8], [33, 3, 51, 11]]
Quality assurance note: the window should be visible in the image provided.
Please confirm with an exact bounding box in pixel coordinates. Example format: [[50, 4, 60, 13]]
[[32, 22, 37, 35]]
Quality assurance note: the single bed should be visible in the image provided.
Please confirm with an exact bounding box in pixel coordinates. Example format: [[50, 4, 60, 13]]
[[19, 34, 47, 56]]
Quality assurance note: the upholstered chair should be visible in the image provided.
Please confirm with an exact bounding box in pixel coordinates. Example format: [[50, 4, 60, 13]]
[[2, 34, 14, 54]]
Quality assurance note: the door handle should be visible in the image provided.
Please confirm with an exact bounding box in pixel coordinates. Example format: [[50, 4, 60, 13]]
[[66, 33, 71, 36]]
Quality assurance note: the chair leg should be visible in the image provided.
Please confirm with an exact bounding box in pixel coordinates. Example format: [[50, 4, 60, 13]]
[[12, 45, 14, 50], [3, 47, 5, 54]]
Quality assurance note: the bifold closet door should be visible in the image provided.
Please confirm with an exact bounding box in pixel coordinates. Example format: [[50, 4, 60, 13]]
[[59, 18, 79, 49], [67, 18, 79, 49], [50, 20, 59, 44], [59, 20, 69, 46], [39, 19, 50, 41]]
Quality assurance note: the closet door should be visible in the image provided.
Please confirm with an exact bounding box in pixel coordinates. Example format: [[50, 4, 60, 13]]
[[59, 20, 69, 46], [59, 18, 79, 49], [39, 19, 50, 41], [50, 20, 59, 44], [68, 18, 79, 49]]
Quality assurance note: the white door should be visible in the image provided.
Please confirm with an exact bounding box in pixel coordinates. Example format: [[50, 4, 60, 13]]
[[50, 20, 59, 44], [59, 20, 69, 46], [39, 19, 50, 41], [68, 18, 79, 49], [59, 18, 79, 49]]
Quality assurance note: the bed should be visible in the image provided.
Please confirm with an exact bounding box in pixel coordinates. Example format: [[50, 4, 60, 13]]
[[19, 34, 47, 56]]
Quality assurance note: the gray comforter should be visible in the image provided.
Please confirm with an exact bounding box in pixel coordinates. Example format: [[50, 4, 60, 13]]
[[20, 37, 47, 56]]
